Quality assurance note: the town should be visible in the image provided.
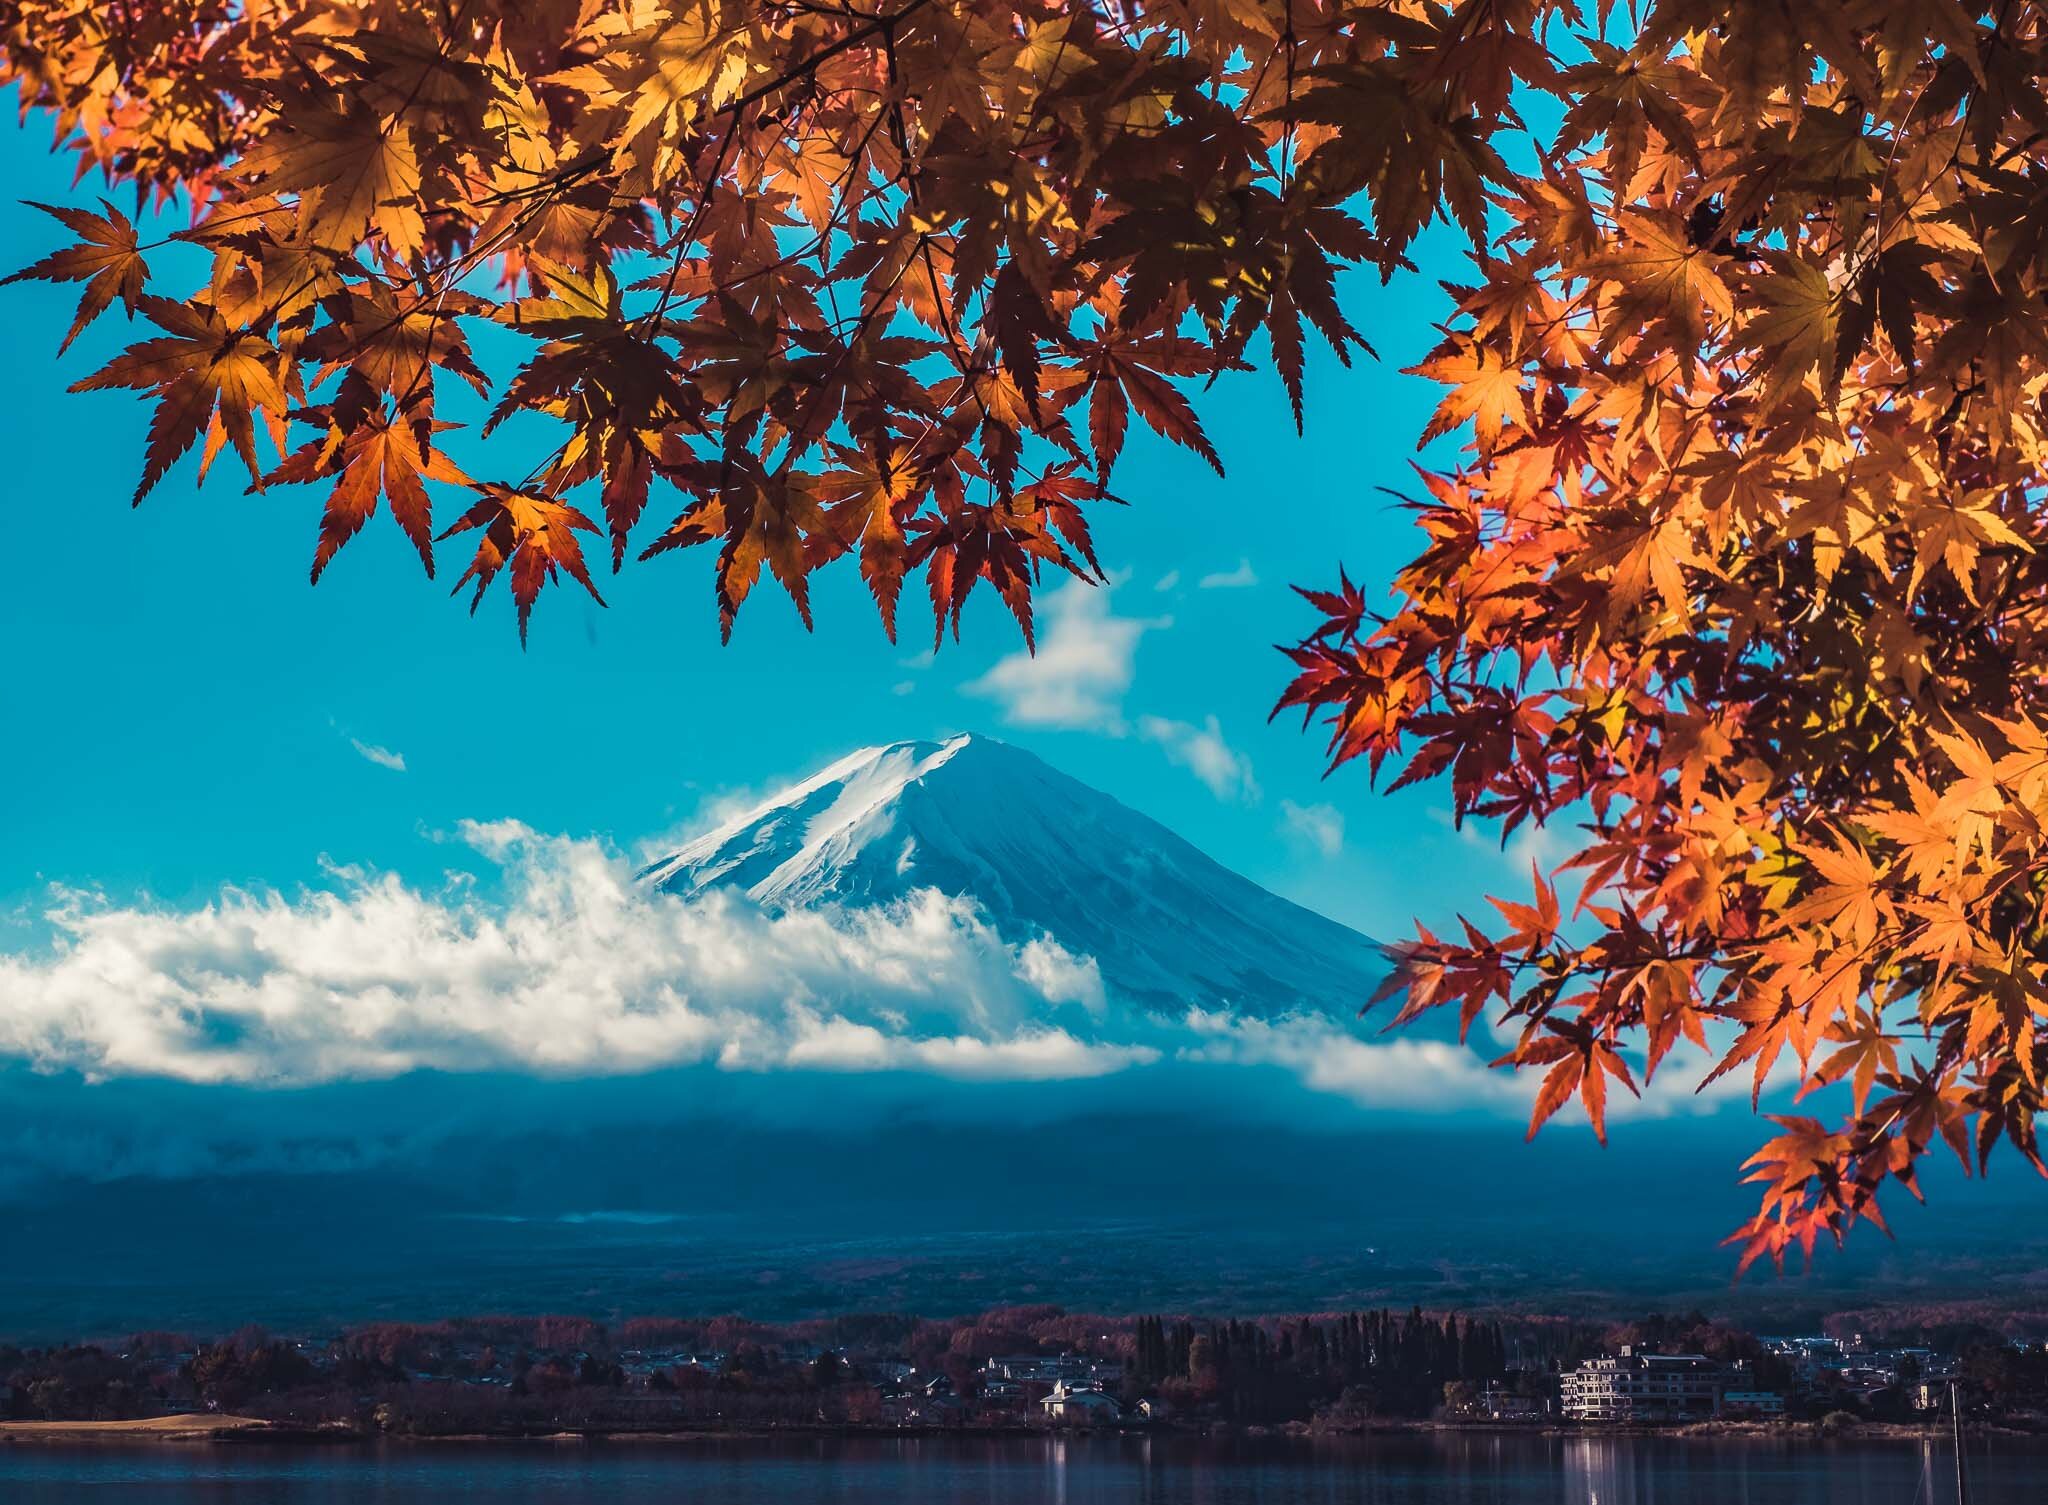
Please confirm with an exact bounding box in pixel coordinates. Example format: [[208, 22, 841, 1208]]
[[5, 1306, 2046, 1440]]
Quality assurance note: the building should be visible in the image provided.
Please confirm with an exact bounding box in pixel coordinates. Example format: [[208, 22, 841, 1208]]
[[1721, 1390, 1785, 1417], [1479, 1381, 1553, 1420], [1561, 1349, 1734, 1422], [1764, 1336, 1843, 1381], [1041, 1381, 1121, 1423], [984, 1355, 1122, 1386]]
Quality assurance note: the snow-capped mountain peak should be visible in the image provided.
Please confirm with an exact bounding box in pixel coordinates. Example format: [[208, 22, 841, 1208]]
[[644, 735, 976, 909], [640, 734, 1385, 1016]]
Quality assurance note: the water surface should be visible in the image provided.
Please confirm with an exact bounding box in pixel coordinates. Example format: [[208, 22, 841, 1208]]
[[0, 1432, 2026, 1502]]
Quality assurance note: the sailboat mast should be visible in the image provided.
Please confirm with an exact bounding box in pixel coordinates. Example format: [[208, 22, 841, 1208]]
[[1952, 1379, 1968, 1504]]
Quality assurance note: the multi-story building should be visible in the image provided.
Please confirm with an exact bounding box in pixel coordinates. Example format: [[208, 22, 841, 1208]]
[[1720, 1389, 1786, 1417], [1560, 1348, 1734, 1422]]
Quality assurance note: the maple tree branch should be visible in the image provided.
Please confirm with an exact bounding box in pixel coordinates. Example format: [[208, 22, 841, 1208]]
[[717, 0, 939, 121]]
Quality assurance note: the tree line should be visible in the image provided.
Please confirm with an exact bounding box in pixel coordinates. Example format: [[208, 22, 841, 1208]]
[[1128, 1308, 1513, 1421]]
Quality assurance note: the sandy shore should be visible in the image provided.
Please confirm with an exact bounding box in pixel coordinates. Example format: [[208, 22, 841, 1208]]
[[0, 1415, 270, 1444]]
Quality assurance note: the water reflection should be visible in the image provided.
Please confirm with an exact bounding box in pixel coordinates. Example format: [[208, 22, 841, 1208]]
[[0, 1431, 2023, 1503], [1559, 1431, 1967, 1505], [1564, 1434, 1676, 1504]]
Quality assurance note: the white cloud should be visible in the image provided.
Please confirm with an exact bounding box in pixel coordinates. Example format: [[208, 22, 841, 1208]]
[[963, 578, 1167, 731], [785, 1018, 1145, 1080], [1179, 1011, 1524, 1112], [892, 680, 916, 696], [1139, 714, 1260, 803], [0, 826, 1158, 1088], [1279, 800, 1344, 858], [1198, 559, 1259, 590], [1178, 1010, 1740, 1123], [1440, 807, 1585, 884], [350, 739, 407, 773], [1013, 936, 1107, 1014], [1154, 570, 1180, 592], [1611, 1051, 1759, 1123], [780, 1011, 1144, 1079], [1500, 819, 1582, 879]]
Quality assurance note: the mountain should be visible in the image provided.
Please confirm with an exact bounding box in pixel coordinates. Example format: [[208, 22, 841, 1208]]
[[638, 733, 1385, 1016]]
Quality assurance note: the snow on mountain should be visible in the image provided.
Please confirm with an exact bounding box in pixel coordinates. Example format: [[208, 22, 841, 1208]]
[[639, 734, 1386, 1017]]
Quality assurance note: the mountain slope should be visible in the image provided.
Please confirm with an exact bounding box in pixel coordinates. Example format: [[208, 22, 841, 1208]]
[[639, 734, 1385, 1016]]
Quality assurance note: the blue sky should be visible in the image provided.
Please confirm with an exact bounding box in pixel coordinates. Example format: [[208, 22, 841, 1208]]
[[0, 115, 1537, 949]]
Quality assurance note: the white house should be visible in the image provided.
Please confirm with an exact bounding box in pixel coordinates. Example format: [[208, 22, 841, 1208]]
[[1041, 1381, 1121, 1423]]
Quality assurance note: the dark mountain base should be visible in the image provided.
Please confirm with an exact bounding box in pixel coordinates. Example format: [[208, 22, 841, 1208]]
[[1, 1113, 2034, 1342]]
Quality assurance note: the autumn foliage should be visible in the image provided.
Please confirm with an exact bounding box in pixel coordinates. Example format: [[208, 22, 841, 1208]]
[[2, 0, 1388, 641], [1274, 5, 2048, 1269], [11, 0, 2048, 1268]]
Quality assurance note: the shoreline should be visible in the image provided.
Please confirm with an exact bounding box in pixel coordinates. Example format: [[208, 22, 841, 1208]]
[[0, 1415, 2021, 1449], [0, 1416, 277, 1444]]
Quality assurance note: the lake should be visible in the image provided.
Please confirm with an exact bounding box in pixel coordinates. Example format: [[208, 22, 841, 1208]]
[[0, 1433, 2028, 1502]]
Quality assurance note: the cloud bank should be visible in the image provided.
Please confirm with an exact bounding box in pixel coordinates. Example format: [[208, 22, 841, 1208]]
[[0, 824, 1145, 1088], [0, 824, 1749, 1137]]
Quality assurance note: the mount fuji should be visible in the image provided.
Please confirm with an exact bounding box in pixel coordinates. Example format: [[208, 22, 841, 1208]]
[[638, 733, 1386, 1017]]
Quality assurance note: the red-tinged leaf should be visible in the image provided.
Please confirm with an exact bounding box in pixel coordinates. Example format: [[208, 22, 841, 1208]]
[[1060, 316, 1224, 482], [439, 484, 605, 643], [1269, 287, 1306, 435], [71, 297, 287, 502], [1088, 372, 1129, 477], [641, 457, 823, 641], [1410, 338, 1526, 452], [1580, 1048, 1608, 1143], [4, 199, 146, 352], [812, 442, 924, 639], [1527, 1052, 1583, 1139], [1118, 360, 1224, 476], [990, 262, 1055, 415], [905, 488, 1095, 651], [599, 433, 654, 573]]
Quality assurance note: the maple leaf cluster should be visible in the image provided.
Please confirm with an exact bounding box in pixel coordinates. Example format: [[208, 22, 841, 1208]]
[[0, 0, 1439, 640], [1279, 1, 2048, 1269]]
